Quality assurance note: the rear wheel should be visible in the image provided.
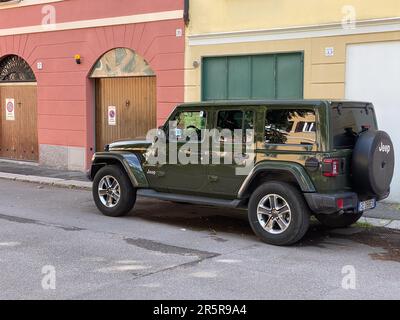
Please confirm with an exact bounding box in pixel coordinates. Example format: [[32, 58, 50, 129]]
[[315, 212, 363, 228], [248, 182, 310, 246], [93, 165, 136, 217]]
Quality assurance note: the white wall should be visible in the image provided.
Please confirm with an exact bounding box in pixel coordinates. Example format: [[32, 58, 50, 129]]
[[346, 41, 400, 202]]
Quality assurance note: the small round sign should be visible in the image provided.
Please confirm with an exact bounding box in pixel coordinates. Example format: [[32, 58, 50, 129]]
[[107, 106, 116, 126], [6, 101, 14, 113]]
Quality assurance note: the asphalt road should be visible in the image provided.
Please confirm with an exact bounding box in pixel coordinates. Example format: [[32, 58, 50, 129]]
[[0, 179, 399, 300]]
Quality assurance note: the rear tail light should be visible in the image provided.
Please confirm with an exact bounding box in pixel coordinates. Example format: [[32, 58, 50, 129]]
[[337, 198, 344, 209], [323, 158, 340, 177]]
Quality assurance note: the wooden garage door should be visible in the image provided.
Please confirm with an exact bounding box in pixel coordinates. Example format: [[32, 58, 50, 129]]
[[0, 84, 38, 161], [95, 77, 156, 151]]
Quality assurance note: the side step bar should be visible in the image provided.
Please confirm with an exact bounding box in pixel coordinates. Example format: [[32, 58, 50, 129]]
[[137, 189, 243, 209]]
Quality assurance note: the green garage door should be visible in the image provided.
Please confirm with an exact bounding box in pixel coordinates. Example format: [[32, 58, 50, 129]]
[[202, 53, 303, 101]]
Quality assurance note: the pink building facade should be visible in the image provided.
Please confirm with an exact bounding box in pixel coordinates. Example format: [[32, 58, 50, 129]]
[[0, 0, 185, 171]]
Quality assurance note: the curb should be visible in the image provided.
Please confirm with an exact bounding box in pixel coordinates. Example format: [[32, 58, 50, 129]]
[[360, 217, 400, 231], [0, 172, 92, 190]]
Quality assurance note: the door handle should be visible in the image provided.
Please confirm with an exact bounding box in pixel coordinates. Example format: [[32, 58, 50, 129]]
[[208, 175, 218, 182], [156, 171, 166, 177]]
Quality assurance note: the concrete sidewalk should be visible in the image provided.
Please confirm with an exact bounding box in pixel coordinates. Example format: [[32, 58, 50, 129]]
[[0, 160, 88, 181], [0, 160, 91, 189], [0, 158, 398, 224]]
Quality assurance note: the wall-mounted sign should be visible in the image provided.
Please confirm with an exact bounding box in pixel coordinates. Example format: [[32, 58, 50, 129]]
[[176, 28, 183, 37], [5, 98, 15, 121], [325, 47, 335, 57], [108, 106, 116, 126]]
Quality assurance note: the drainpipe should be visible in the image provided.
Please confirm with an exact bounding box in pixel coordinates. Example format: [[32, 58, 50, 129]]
[[184, 0, 190, 26]]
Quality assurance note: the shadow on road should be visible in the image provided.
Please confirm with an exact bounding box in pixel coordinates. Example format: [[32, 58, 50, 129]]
[[124, 199, 400, 262], [133, 200, 254, 240]]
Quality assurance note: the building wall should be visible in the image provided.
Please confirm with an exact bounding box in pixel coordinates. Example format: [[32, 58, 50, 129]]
[[0, 0, 185, 170], [185, 31, 400, 102], [184, 0, 400, 101], [187, 0, 400, 34]]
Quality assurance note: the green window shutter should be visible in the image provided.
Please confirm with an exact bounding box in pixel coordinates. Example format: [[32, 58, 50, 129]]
[[227, 56, 251, 99], [202, 52, 303, 101], [251, 55, 275, 99], [276, 53, 303, 99], [202, 57, 227, 100]]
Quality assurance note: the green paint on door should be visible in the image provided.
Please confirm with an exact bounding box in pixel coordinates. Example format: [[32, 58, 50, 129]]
[[202, 52, 303, 101], [202, 57, 227, 100]]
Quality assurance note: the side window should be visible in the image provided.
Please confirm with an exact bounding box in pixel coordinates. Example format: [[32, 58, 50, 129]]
[[265, 109, 316, 146], [217, 110, 243, 131], [216, 110, 254, 142], [172, 110, 207, 141]]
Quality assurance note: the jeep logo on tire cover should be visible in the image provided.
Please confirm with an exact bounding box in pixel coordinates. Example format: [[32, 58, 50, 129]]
[[379, 142, 391, 154]]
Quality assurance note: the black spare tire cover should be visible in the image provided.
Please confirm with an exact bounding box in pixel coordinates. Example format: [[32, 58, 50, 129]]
[[352, 130, 395, 197]]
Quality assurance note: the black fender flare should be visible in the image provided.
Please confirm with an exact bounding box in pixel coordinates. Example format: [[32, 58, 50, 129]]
[[89, 152, 149, 188], [238, 161, 316, 198]]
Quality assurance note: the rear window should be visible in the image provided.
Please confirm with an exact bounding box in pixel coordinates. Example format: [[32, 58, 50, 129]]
[[265, 109, 316, 146], [331, 105, 377, 149]]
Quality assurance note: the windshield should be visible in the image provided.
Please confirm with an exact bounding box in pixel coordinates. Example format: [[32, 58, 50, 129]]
[[331, 104, 377, 149]]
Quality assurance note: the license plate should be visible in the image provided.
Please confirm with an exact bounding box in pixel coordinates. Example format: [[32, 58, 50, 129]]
[[358, 199, 376, 212]]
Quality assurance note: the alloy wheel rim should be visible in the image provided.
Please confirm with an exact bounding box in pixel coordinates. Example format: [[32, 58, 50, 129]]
[[257, 194, 292, 235], [98, 175, 121, 208]]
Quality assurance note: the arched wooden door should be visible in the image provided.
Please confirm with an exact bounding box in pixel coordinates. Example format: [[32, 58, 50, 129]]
[[90, 48, 157, 151], [0, 55, 38, 161]]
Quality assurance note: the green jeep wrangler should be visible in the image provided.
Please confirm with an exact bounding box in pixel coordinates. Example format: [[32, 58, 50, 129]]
[[88, 100, 395, 246]]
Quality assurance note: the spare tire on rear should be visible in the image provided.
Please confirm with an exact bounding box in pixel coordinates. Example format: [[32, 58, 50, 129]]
[[352, 130, 395, 198]]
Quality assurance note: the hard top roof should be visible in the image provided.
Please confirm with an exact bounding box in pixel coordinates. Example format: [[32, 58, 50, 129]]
[[176, 100, 372, 109]]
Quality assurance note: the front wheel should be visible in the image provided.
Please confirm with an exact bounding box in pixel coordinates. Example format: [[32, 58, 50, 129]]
[[92, 165, 136, 217], [248, 182, 310, 246], [315, 212, 363, 228]]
